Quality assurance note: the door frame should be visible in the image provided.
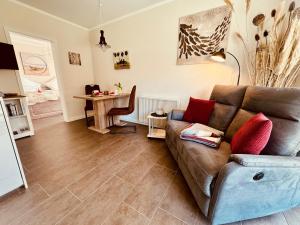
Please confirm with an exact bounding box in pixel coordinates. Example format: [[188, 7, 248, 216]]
[[4, 26, 68, 122]]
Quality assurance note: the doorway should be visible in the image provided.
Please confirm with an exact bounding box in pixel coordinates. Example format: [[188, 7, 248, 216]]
[[8, 32, 64, 130]]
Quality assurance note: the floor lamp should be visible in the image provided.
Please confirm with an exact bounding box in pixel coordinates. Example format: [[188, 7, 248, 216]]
[[211, 48, 241, 86]]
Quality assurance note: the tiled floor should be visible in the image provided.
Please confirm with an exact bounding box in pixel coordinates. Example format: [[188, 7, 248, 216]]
[[0, 117, 299, 225]]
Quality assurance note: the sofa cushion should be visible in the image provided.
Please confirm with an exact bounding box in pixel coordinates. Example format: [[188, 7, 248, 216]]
[[166, 119, 231, 197], [231, 113, 273, 155], [183, 97, 215, 125], [177, 140, 231, 197], [209, 85, 247, 131], [225, 109, 255, 141], [227, 86, 300, 156]]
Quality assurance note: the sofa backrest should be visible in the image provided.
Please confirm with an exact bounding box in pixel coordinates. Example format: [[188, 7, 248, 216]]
[[209, 85, 247, 132], [226, 86, 300, 156]]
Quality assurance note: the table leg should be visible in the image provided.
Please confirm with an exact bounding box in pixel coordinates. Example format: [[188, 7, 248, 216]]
[[89, 98, 127, 134]]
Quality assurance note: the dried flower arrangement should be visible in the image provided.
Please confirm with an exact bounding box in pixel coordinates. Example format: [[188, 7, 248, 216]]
[[225, 0, 300, 87]]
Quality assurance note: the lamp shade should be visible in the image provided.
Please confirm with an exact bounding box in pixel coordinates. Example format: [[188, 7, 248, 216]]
[[211, 48, 226, 62]]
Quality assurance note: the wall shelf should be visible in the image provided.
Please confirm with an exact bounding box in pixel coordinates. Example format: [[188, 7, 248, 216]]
[[4, 96, 34, 139]]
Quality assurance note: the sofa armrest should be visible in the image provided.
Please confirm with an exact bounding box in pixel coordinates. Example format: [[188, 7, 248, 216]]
[[169, 109, 185, 121], [230, 154, 300, 168], [208, 160, 300, 225]]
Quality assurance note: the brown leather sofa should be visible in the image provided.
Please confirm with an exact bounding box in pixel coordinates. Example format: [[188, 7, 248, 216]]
[[166, 85, 300, 225]]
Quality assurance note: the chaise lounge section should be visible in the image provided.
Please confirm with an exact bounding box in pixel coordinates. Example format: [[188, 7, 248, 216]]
[[166, 85, 300, 225]]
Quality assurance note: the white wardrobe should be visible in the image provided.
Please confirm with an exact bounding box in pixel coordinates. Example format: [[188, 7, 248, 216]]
[[0, 97, 27, 197]]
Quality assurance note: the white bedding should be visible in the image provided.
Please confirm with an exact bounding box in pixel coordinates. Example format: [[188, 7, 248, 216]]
[[27, 90, 59, 106]]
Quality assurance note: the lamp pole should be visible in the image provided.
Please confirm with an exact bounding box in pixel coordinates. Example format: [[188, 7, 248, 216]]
[[227, 51, 241, 86]]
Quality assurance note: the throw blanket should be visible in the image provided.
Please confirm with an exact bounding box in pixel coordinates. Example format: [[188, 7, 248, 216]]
[[180, 123, 224, 148]]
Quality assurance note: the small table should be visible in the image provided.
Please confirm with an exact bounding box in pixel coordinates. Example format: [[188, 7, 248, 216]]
[[147, 113, 168, 139], [74, 93, 130, 134]]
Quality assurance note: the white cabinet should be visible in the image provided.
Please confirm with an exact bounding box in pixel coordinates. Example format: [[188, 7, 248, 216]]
[[0, 98, 27, 197], [3, 96, 34, 139]]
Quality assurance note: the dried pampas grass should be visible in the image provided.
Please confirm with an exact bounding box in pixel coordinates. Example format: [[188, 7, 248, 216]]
[[234, 0, 300, 88]]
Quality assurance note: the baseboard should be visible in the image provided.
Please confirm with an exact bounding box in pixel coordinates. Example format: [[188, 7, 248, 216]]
[[66, 115, 85, 122]]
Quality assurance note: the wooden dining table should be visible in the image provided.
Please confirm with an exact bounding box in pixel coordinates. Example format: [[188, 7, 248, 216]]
[[74, 93, 130, 134]]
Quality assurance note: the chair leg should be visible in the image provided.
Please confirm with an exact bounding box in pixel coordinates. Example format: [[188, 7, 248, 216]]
[[85, 110, 89, 127]]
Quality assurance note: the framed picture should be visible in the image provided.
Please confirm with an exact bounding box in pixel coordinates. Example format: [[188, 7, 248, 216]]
[[68, 52, 81, 66], [113, 51, 130, 70], [20, 52, 49, 76], [177, 5, 232, 65]]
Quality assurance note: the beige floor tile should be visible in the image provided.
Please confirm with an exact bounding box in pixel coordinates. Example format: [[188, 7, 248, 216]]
[[103, 202, 149, 225], [35, 157, 98, 195], [116, 151, 163, 185], [150, 208, 188, 225], [193, 212, 210, 225], [57, 176, 132, 225], [143, 141, 169, 157], [0, 184, 49, 225], [160, 174, 202, 225], [114, 142, 145, 163], [124, 165, 175, 218], [9, 118, 299, 225], [156, 151, 178, 171], [93, 137, 131, 165], [67, 157, 126, 200], [10, 189, 80, 225], [284, 207, 300, 225]]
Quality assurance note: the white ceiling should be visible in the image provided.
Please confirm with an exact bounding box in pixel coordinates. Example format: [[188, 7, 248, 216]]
[[16, 0, 171, 29]]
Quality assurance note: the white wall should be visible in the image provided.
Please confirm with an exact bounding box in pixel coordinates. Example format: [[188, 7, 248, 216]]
[[0, 0, 94, 121], [90, 0, 284, 122]]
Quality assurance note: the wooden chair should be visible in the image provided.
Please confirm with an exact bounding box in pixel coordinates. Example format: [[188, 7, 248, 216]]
[[108, 85, 136, 133], [84, 84, 100, 127]]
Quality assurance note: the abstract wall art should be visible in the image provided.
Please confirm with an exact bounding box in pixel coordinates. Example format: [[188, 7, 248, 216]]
[[177, 5, 232, 65]]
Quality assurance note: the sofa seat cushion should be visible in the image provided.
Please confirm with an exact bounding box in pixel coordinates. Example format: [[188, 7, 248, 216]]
[[177, 140, 231, 197], [166, 120, 191, 160], [166, 119, 232, 197]]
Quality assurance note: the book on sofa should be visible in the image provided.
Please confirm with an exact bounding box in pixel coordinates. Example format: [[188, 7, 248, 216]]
[[180, 123, 224, 148]]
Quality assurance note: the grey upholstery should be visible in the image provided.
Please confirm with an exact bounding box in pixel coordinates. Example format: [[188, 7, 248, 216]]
[[227, 86, 300, 156], [178, 140, 231, 197], [209, 161, 300, 225], [231, 154, 300, 167], [167, 119, 231, 197], [209, 85, 247, 131], [225, 109, 254, 141], [169, 109, 185, 121], [166, 85, 300, 225]]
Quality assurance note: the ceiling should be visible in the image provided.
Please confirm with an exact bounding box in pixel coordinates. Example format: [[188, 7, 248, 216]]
[[16, 0, 171, 29]]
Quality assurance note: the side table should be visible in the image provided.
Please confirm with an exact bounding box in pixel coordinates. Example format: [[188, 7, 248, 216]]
[[147, 113, 168, 139]]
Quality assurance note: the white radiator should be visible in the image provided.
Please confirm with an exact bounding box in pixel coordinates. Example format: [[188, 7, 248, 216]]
[[138, 96, 178, 125]]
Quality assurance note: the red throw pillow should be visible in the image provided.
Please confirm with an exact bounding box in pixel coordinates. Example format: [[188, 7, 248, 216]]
[[183, 97, 215, 125], [231, 113, 273, 155]]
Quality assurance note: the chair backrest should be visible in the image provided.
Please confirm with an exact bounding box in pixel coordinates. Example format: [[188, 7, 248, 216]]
[[128, 85, 136, 113], [85, 84, 100, 110], [225, 86, 300, 156], [208, 85, 247, 131]]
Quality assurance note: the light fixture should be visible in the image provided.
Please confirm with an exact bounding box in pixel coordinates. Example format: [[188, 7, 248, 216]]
[[211, 48, 241, 85], [97, 0, 111, 49]]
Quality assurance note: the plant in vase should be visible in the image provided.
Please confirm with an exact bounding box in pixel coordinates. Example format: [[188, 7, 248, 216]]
[[114, 82, 123, 94], [226, 0, 300, 87]]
